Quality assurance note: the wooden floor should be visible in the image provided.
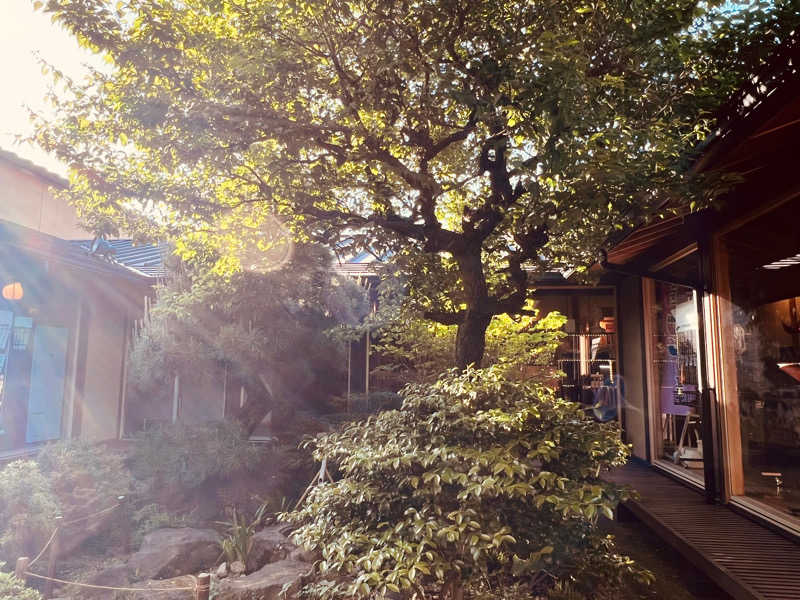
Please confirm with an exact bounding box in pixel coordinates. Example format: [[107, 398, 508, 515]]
[[606, 462, 800, 600]]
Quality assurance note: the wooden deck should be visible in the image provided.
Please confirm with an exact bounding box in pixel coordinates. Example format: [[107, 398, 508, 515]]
[[606, 462, 800, 600]]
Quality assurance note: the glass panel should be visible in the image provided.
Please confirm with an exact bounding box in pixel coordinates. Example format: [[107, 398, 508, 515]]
[[648, 280, 704, 479], [723, 198, 800, 521], [536, 292, 619, 421]]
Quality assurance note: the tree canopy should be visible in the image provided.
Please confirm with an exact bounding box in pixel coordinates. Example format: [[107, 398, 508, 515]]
[[33, 0, 799, 367]]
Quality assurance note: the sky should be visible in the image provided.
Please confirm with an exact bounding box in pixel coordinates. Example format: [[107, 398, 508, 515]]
[[0, 0, 96, 176]]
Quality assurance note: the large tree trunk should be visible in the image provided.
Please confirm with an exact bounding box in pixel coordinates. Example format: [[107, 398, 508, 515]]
[[455, 310, 492, 369], [454, 250, 493, 370]]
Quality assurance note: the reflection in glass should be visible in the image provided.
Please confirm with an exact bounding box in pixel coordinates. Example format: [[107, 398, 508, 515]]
[[649, 281, 703, 477]]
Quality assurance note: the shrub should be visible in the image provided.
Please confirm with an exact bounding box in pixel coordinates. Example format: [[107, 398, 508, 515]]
[[0, 461, 59, 562], [0, 565, 43, 600], [131, 503, 193, 548], [37, 440, 132, 509], [130, 421, 264, 489], [283, 363, 632, 599]]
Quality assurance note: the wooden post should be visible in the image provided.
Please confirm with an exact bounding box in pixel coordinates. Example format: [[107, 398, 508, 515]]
[[44, 518, 62, 598], [14, 557, 29, 582], [196, 572, 211, 600]]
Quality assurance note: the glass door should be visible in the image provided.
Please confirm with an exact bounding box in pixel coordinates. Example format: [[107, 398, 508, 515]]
[[646, 279, 705, 483]]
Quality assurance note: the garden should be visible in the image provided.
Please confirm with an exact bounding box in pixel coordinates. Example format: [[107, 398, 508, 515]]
[[2, 0, 796, 598]]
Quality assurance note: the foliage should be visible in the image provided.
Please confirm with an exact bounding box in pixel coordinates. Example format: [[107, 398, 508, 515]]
[[217, 502, 269, 567], [129, 421, 264, 489], [131, 503, 193, 548], [374, 305, 566, 384], [282, 357, 631, 598], [37, 440, 132, 509], [0, 565, 43, 600], [0, 461, 59, 562], [34, 0, 799, 366], [126, 243, 360, 432]]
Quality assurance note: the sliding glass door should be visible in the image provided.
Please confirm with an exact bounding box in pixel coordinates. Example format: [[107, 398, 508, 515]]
[[645, 279, 705, 484]]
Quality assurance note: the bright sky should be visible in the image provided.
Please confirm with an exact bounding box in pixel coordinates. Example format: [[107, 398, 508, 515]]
[[0, 0, 97, 176]]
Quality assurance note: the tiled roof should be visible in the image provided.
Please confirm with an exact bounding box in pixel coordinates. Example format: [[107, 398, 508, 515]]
[[0, 220, 151, 283], [72, 239, 167, 278]]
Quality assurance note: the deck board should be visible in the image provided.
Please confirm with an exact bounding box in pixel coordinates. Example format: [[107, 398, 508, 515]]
[[606, 462, 800, 600]]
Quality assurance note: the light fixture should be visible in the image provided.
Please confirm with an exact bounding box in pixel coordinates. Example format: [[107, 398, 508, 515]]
[[762, 253, 800, 270], [1, 282, 23, 301]]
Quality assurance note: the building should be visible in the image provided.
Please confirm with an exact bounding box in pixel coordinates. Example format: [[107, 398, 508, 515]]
[[0, 150, 158, 458]]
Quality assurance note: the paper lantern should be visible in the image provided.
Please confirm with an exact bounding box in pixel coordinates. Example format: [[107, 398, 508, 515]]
[[2, 282, 23, 301]]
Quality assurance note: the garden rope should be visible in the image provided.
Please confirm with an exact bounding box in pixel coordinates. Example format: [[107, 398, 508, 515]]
[[24, 571, 198, 594], [26, 526, 59, 569]]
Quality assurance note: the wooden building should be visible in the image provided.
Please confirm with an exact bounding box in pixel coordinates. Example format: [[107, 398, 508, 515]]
[[603, 49, 800, 540]]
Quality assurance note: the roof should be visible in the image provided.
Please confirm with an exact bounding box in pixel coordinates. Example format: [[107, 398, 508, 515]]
[[0, 219, 152, 283], [72, 239, 168, 278], [0, 148, 68, 188]]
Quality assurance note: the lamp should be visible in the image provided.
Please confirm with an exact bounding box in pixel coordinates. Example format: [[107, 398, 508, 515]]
[[1, 282, 23, 301]]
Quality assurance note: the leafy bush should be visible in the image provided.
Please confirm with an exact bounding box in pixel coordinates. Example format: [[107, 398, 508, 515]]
[[0, 442, 134, 563], [217, 503, 269, 568], [0, 564, 43, 600], [283, 363, 632, 599], [130, 421, 264, 489], [0, 461, 59, 562], [37, 440, 132, 508], [131, 504, 193, 548]]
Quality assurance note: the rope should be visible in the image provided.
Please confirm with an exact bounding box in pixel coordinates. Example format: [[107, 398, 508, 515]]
[[27, 527, 59, 569], [24, 571, 198, 594], [62, 502, 122, 526]]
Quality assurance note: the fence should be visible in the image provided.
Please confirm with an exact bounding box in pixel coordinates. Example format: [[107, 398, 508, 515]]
[[13, 500, 211, 600]]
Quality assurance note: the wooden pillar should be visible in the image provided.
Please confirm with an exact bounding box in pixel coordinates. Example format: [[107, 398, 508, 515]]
[[172, 374, 180, 423]]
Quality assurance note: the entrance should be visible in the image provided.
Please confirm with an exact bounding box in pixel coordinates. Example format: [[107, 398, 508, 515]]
[[645, 279, 705, 483]]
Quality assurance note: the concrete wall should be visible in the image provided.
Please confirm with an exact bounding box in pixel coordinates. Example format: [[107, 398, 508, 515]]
[[618, 276, 648, 460], [0, 158, 88, 239]]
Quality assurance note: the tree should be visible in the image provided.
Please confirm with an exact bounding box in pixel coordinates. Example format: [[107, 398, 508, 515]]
[[282, 324, 636, 599], [127, 243, 367, 433], [34, 0, 798, 368]]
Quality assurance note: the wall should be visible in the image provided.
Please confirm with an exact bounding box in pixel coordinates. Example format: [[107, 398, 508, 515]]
[[78, 294, 126, 441], [618, 275, 648, 460], [0, 158, 87, 239]]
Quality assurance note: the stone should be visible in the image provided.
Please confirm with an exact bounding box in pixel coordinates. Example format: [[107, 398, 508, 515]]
[[230, 560, 246, 576], [217, 562, 229, 579], [128, 527, 221, 580], [288, 545, 320, 564], [215, 559, 310, 600], [139, 574, 198, 600], [247, 525, 291, 571]]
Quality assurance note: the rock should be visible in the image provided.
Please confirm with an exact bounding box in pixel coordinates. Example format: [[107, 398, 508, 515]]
[[217, 562, 229, 579], [288, 545, 320, 564], [215, 559, 310, 600], [139, 574, 198, 600], [230, 560, 246, 576], [247, 525, 292, 571], [129, 528, 220, 580]]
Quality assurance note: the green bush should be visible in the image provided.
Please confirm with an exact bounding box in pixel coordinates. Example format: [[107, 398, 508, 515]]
[[130, 421, 264, 489], [37, 440, 132, 507], [0, 442, 134, 563], [0, 461, 59, 562], [0, 564, 43, 600], [283, 363, 633, 599]]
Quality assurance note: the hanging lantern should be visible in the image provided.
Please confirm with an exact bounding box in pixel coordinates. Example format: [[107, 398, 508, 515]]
[[1, 282, 23, 301]]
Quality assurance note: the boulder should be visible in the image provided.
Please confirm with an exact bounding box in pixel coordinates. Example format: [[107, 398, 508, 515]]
[[129, 528, 220, 580], [217, 562, 229, 579], [138, 574, 198, 600], [215, 559, 310, 600], [247, 525, 292, 571]]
